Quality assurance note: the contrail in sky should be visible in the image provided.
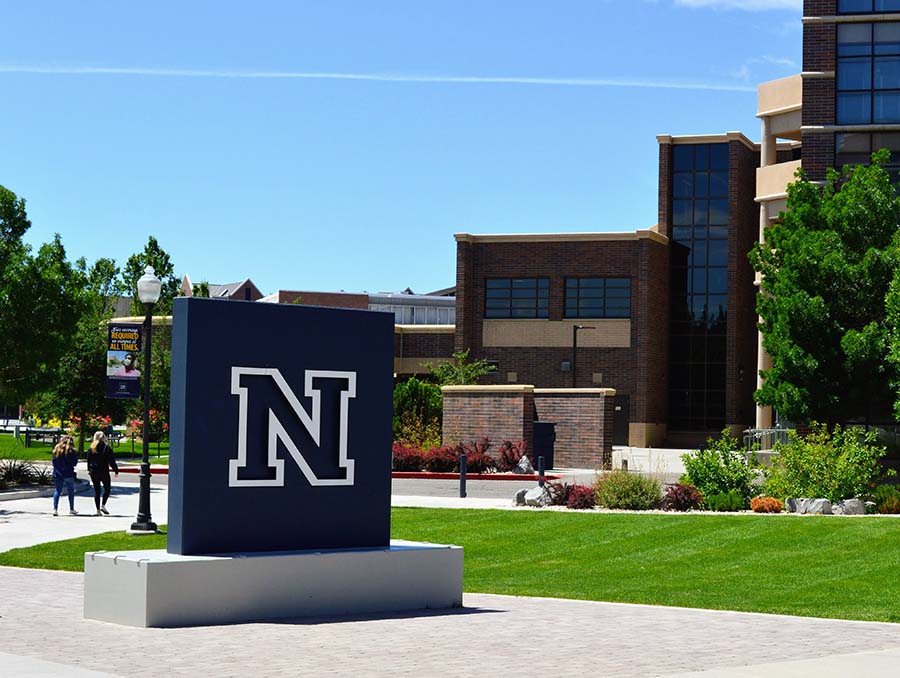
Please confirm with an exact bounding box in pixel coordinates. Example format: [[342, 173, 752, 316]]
[[0, 65, 756, 92]]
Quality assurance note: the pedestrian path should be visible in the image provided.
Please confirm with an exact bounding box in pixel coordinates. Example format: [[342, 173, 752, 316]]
[[0, 482, 169, 552], [1, 566, 899, 677]]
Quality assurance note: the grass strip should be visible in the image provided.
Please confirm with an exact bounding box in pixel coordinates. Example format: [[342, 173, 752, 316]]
[[2, 508, 900, 622]]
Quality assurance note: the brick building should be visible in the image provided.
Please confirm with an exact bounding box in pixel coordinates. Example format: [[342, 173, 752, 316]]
[[448, 0, 900, 448]]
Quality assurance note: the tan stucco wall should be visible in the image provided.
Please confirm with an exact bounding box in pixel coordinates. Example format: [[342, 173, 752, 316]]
[[757, 74, 802, 117], [483, 320, 631, 348], [628, 423, 667, 448], [756, 160, 802, 201]]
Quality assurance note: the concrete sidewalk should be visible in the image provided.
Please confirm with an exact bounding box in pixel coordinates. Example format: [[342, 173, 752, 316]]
[[2, 566, 900, 677]]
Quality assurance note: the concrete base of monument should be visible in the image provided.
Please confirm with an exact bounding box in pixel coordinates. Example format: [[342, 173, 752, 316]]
[[83, 540, 463, 628]]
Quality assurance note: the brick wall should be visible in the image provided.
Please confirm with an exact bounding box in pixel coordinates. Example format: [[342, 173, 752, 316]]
[[805, 0, 836, 15], [658, 141, 673, 238], [395, 329, 455, 359], [441, 387, 534, 453], [441, 386, 615, 471], [277, 291, 369, 309], [534, 390, 615, 469]]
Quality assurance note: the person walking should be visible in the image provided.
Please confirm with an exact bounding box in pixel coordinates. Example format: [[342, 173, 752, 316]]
[[51, 435, 79, 516], [87, 430, 119, 515]]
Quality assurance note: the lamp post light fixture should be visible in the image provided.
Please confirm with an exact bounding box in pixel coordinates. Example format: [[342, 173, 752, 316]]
[[571, 324, 595, 389], [130, 265, 162, 534]]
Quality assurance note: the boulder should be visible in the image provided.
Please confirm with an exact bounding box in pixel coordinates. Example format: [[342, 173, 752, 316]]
[[833, 498, 865, 516], [524, 485, 552, 507], [785, 498, 833, 515], [513, 488, 529, 506], [515, 455, 534, 474]]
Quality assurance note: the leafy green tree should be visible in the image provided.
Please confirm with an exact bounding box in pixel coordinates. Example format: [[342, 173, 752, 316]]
[[191, 281, 210, 298], [427, 349, 497, 386], [750, 150, 900, 425], [33, 258, 130, 450], [121, 236, 180, 315], [0, 187, 83, 405]]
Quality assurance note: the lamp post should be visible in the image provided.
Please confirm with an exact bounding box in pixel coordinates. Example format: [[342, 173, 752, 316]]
[[130, 265, 161, 534], [571, 325, 595, 389]]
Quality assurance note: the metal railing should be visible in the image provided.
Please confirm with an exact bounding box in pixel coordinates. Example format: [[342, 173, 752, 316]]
[[743, 427, 791, 451]]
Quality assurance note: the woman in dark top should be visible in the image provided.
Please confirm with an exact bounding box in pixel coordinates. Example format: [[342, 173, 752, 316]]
[[87, 430, 119, 515], [51, 435, 79, 516]]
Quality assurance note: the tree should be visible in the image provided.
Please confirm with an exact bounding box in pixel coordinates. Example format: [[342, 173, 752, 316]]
[[0, 186, 84, 405], [33, 258, 130, 450], [750, 149, 900, 425], [427, 349, 497, 386], [121, 236, 180, 316], [191, 281, 210, 298]]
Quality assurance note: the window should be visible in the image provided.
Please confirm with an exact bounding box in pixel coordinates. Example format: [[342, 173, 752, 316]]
[[669, 143, 729, 430], [485, 278, 549, 319], [837, 23, 900, 124], [564, 278, 631, 318], [839, 0, 900, 13], [836, 131, 900, 184]]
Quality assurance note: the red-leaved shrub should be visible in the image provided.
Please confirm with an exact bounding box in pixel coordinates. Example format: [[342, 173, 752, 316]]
[[424, 445, 459, 473], [547, 481, 573, 506], [661, 483, 703, 512], [566, 484, 597, 509], [495, 440, 528, 472], [392, 443, 426, 472], [750, 496, 783, 513]]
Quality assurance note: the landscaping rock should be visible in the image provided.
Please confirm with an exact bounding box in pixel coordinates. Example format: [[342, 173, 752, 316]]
[[515, 455, 534, 474], [785, 498, 833, 515], [833, 498, 865, 515], [513, 488, 528, 506], [524, 485, 552, 507]]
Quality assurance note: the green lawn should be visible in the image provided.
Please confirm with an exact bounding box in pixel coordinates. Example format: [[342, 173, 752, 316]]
[[2, 508, 900, 622], [0, 433, 169, 463]]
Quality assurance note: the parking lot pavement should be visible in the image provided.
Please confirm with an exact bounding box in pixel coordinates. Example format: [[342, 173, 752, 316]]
[[2, 566, 900, 678]]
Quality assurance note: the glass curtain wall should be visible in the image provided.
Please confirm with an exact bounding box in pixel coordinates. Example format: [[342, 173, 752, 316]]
[[668, 143, 729, 430]]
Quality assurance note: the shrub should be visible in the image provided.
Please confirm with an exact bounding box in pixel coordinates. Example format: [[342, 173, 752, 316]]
[[454, 439, 496, 473], [681, 430, 755, 506], [393, 377, 443, 449], [594, 470, 661, 510], [495, 440, 528, 473], [750, 496, 783, 513], [661, 483, 703, 512], [423, 445, 459, 473], [547, 481, 573, 506], [392, 443, 426, 472], [566, 484, 597, 510], [763, 424, 890, 503], [0, 456, 37, 485], [706, 490, 745, 512], [34, 466, 53, 486], [872, 484, 900, 514]]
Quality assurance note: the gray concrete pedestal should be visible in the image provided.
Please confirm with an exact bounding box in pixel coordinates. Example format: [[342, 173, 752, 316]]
[[84, 540, 463, 627]]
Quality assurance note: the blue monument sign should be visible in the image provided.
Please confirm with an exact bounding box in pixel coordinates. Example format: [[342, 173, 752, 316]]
[[167, 297, 394, 555]]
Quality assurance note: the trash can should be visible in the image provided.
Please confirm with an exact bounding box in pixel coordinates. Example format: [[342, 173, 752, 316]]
[[532, 421, 556, 470]]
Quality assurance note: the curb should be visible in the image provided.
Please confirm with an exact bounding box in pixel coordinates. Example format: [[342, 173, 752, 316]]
[[392, 472, 560, 481], [118, 466, 169, 475], [0, 478, 92, 502]]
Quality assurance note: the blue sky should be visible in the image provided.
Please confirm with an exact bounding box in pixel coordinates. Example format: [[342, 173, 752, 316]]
[[1, 0, 801, 296]]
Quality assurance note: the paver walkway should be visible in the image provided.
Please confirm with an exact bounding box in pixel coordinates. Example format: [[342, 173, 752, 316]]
[[1, 566, 900, 677]]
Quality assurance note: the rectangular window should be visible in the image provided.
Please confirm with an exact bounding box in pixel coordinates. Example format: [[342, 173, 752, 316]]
[[564, 278, 631, 319], [840, 0, 900, 12], [484, 278, 549, 319], [668, 143, 729, 431], [838, 23, 900, 124]]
